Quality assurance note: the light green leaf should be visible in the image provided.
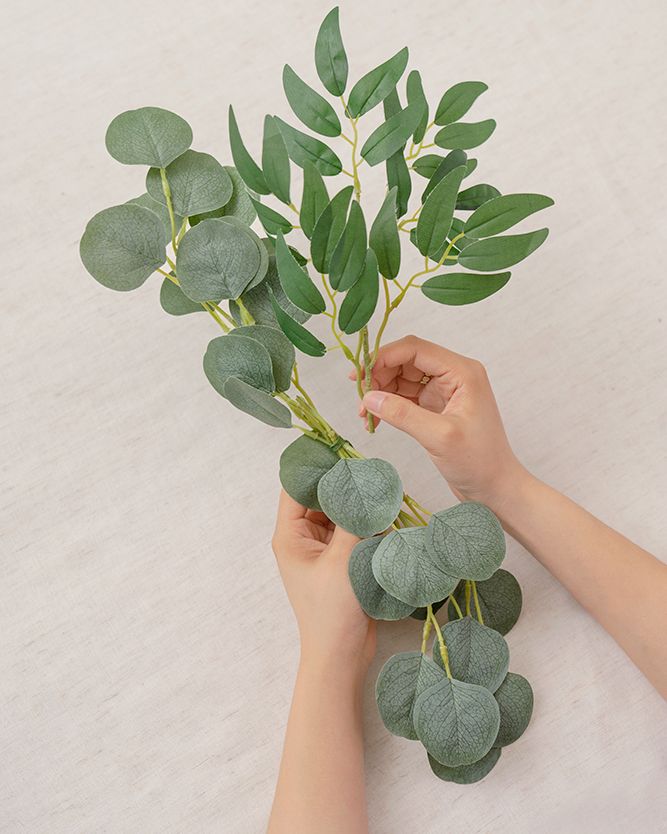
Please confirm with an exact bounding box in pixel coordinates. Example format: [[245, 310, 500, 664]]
[[223, 377, 292, 428], [349, 538, 416, 621], [189, 166, 256, 227], [250, 198, 294, 236], [203, 334, 275, 397], [435, 119, 496, 150], [406, 70, 429, 143], [434, 81, 488, 126], [426, 502, 506, 580], [465, 193, 554, 238], [275, 233, 326, 314], [146, 150, 233, 216], [283, 64, 342, 137], [372, 527, 459, 608], [315, 7, 348, 96], [159, 277, 203, 316], [414, 677, 500, 768], [311, 185, 353, 273], [347, 47, 409, 118], [369, 188, 401, 279], [317, 458, 403, 537], [279, 435, 340, 510], [448, 570, 522, 636], [105, 106, 192, 168], [274, 118, 343, 177], [231, 255, 310, 326], [494, 672, 534, 746], [127, 193, 184, 241], [428, 747, 501, 784], [338, 249, 379, 334], [329, 200, 367, 290], [459, 229, 549, 272], [230, 325, 295, 392], [456, 183, 501, 211], [416, 165, 467, 257], [80, 204, 166, 292], [376, 652, 445, 739], [435, 617, 509, 693], [360, 102, 422, 166], [228, 106, 269, 195], [421, 272, 511, 305], [421, 149, 467, 203], [269, 289, 327, 357], [262, 115, 291, 204], [386, 149, 412, 218], [300, 161, 330, 239]]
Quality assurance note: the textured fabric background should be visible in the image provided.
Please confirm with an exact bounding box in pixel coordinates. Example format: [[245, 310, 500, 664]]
[[2, 1, 666, 831]]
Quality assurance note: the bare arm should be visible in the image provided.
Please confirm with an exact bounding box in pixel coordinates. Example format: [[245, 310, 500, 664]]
[[360, 335, 667, 697]]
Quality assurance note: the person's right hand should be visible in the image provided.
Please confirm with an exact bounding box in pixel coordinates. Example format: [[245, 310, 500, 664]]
[[357, 335, 528, 512]]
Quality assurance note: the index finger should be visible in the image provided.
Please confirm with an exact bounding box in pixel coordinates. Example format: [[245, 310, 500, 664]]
[[274, 489, 308, 536]]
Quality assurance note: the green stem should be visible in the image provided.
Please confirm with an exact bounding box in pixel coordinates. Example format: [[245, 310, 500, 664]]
[[449, 594, 464, 620], [159, 168, 178, 253], [420, 616, 433, 654], [428, 605, 451, 677], [360, 326, 374, 433], [471, 581, 484, 624]]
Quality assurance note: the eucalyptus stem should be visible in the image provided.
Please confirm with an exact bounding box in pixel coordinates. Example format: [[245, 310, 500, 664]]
[[420, 616, 433, 654], [340, 96, 362, 202], [428, 604, 451, 677], [360, 326, 375, 433], [465, 580, 472, 617], [449, 594, 464, 620], [471, 581, 484, 624], [159, 168, 178, 253]]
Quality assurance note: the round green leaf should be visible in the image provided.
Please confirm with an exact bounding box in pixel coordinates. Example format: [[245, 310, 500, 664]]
[[372, 527, 459, 608], [127, 193, 184, 241], [448, 569, 522, 636], [222, 377, 292, 428], [465, 193, 554, 239], [283, 64, 341, 137], [80, 204, 166, 292], [369, 188, 401, 279], [203, 334, 275, 397], [105, 106, 192, 168], [230, 325, 294, 392], [435, 617, 509, 693], [279, 435, 340, 510], [315, 7, 348, 96], [159, 277, 203, 316], [375, 652, 445, 739], [317, 458, 403, 537], [421, 272, 511, 306], [349, 537, 415, 621], [146, 150, 233, 217], [494, 672, 534, 746], [189, 166, 256, 227], [428, 747, 501, 784], [274, 118, 343, 177], [434, 82, 488, 126], [458, 229, 549, 272], [216, 217, 269, 292], [426, 502, 506, 580], [338, 249, 379, 334], [435, 119, 496, 150], [347, 47, 409, 118], [414, 677, 500, 768]]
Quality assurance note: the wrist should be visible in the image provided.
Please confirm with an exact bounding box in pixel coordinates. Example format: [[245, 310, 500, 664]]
[[483, 465, 542, 531]]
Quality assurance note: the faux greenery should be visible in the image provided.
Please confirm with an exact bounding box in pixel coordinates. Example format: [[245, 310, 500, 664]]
[[81, 7, 550, 785]]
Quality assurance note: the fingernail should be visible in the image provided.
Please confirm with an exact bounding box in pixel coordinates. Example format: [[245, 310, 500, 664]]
[[363, 391, 386, 414]]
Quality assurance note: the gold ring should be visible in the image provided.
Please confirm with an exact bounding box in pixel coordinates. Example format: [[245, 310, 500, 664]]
[[420, 374, 431, 385]]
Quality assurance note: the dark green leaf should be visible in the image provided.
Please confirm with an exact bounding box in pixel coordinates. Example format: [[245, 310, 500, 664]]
[[250, 198, 294, 236], [159, 277, 203, 315], [279, 435, 340, 510], [376, 652, 445, 739], [300, 161, 330, 239], [347, 47, 409, 118], [189, 166, 256, 227], [369, 188, 400, 279], [426, 502, 506, 580], [223, 377, 292, 428], [269, 289, 327, 357], [435, 617, 509, 693], [146, 150, 233, 216], [448, 570, 522, 636], [421, 150, 467, 203], [413, 154, 445, 178], [275, 233, 326, 314], [428, 747, 501, 784], [127, 193, 184, 241], [382, 87, 402, 119], [465, 193, 554, 238], [283, 64, 342, 137], [416, 165, 467, 257], [105, 106, 192, 168], [456, 183, 501, 211], [231, 255, 310, 326], [230, 325, 295, 392], [421, 272, 511, 305], [435, 119, 496, 150], [386, 150, 412, 218], [274, 118, 343, 177], [228, 106, 269, 195], [409, 227, 459, 265], [329, 200, 367, 290], [406, 70, 429, 143], [310, 185, 353, 273], [349, 538, 416, 621], [314, 7, 348, 96], [410, 599, 447, 621], [262, 115, 291, 204], [360, 102, 422, 166], [203, 333, 275, 397], [459, 229, 549, 271], [494, 673, 534, 746], [434, 81, 488, 126], [339, 249, 379, 334]]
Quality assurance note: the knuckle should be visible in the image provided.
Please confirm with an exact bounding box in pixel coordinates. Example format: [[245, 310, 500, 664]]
[[388, 397, 412, 423]]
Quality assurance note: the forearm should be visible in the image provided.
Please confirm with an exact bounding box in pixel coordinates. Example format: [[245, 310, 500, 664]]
[[492, 470, 667, 696], [268, 654, 370, 834]]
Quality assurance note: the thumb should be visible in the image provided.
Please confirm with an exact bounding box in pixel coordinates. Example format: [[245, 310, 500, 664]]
[[362, 390, 442, 448], [329, 524, 361, 554]]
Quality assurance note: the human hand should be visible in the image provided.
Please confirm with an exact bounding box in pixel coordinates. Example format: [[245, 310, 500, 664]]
[[356, 335, 527, 513], [272, 490, 376, 669]]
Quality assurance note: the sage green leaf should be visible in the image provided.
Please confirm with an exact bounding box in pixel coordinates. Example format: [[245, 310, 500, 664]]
[[105, 106, 192, 168], [459, 229, 549, 272], [300, 161, 330, 239], [176, 219, 263, 302], [311, 185, 353, 273], [372, 528, 459, 608], [317, 458, 403, 537], [338, 249, 379, 334], [262, 115, 291, 204], [435, 120, 496, 150], [494, 672, 534, 746], [329, 200, 367, 290], [189, 166, 256, 227], [203, 334, 275, 398], [231, 256, 310, 326], [230, 325, 295, 392], [456, 184, 501, 211], [421, 149, 467, 203], [275, 233, 326, 314], [215, 217, 269, 291], [435, 617, 509, 693], [146, 150, 233, 216], [416, 165, 467, 257], [228, 106, 269, 195], [269, 289, 327, 357], [347, 47, 409, 118], [279, 435, 340, 510], [159, 277, 203, 316], [360, 102, 422, 166], [414, 677, 500, 767], [80, 204, 166, 292], [406, 70, 429, 143], [283, 64, 341, 137], [426, 502, 506, 580], [223, 377, 292, 428], [349, 538, 415, 621], [434, 81, 488, 126], [465, 193, 555, 239], [315, 6, 348, 96], [421, 272, 510, 305], [376, 652, 445, 739], [428, 747, 501, 784], [250, 198, 293, 236], [369, 188, 400, 279], [448, 570, 522, 636], [386, 149, 412, 218], [274, 118, 343, 177], [127, 193, 184, 241]]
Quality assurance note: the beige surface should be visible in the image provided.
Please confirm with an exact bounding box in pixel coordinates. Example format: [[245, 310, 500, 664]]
[[2, 0, 667, 831]]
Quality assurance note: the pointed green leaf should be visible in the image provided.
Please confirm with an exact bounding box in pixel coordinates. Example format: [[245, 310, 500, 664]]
[[414, 154, 477, 180], [426, 502, 506, 580], [406, 70, 429, 142], [80, 204, 166, 292], [409, 227, 459, 264], [300, 161, 330, 239], [223, 377, 292, 428], [369, 188, 401, 279], [416, 165, 467, 257], [203, 334, 275, 399], [310, 185, 353, 273], [230, 325, 295, 392], [338, 249, 379, 334], [105, 106, 192, 168], [159, 277, 203, 316], [434, 81, 488, 126], [228, 106, 269, 195], [494, 673, 534, 746], [317, 458, 403, 537], [435, 119, 496, 150], [347, 47, 409, 118], [428, 747, 501, 784], [127, 193, 184, 241], [435, 617, 509, 693], [274, 117, 343, 177], [269, 289, 327, 357], [360, 102, 422, 166], [457, 183, 501, 211], [421, 149, 467, 202], [459, 229, 549, 271], [329, 200, 367, 290], [146, 150, 233, 216], [465, 193, 554, 238], [349, 538, 416, 621], [421, 272, 511, 305], [315, 7, 348, 96], [189, 166, 256, 227], [448, 570, 522, 636], [386, 150, 412, 219], [279, 435, 340, 510], [231, 255, 310, 326], [376, 652, 445, 739], [262, 115, 291, 204], [275, 233, 326, 314], [250, 198, 293, 236], [283, 64, 341, 137], [382, 87, 402, 119]]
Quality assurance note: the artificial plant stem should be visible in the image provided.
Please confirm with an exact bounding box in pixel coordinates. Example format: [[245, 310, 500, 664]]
[[340, 96, 362, 202], [465, 580, 472, 617], [428, 605, 451, 677], [420, 616, 433, 654], [159, 168, 178, 253], [203, 302, 231, 333], [403, 495, 429, 523], [360, 326, 375, 433], [471, 581, 484, 624], [235, 296, 255, 325], [211, 303, 236, 326], [449, 594, 464, 620]]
